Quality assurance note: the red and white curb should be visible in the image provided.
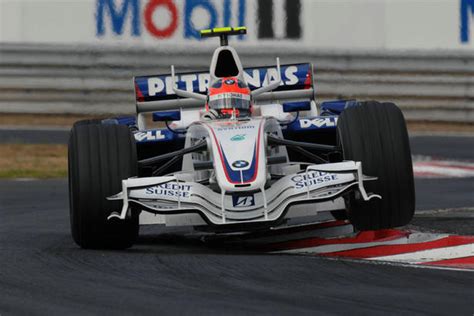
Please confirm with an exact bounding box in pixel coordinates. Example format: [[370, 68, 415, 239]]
[[413, 158, 474, 178], [270, 221, 474, 271], [223, 220, 474, 271]]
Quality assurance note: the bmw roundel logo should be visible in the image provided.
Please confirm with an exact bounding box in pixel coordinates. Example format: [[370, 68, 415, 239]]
[[224, 79, 235, 85], [232, 160, 249, 168]]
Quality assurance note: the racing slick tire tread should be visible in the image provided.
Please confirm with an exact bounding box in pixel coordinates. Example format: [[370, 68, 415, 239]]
[[68, 124, 139, 249], [337, 101, 415, 230], [72, 119, 102, 127]]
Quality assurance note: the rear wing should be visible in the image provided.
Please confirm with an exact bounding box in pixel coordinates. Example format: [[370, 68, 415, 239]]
[[134, 63, 314, 113]]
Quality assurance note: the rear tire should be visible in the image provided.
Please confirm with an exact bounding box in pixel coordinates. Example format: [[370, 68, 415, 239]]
[[68, 124, 139, 249], [337, 101, 415, 230]]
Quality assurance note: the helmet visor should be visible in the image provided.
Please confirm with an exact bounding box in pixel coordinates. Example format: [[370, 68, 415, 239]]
[[209, 93, 251, 110]]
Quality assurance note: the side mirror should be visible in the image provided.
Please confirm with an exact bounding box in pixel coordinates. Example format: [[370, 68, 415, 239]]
[[152, 110, 181, 122], [282, 101, 311, 113], [320, 100, 357, 115]]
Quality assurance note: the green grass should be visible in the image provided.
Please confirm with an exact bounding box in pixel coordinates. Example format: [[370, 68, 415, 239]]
[[0, 169, 68, 179], [0, 144, 68, 179]]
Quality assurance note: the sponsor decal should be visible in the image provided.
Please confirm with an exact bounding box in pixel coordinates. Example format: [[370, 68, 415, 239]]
[[96, 0, 246, 40], [247, 65, 300, 89], [95, 0, 302, 41], [257, 0, 301, 40], [145, 67, 300, 97], [209, 93, 251, 101], [299, 117, 338, 129], [135, 63, 310, 101], [230, 134, 246, 141], [232, 160, 249, 168], [216, 125, 255, 131], [224, 79, 235, 85], [145, 183, 192, 198], [232, 195, 255, 207], [147, 73, 209, 96], [291, 172, 338, 189], [134, 130, 166, 141]]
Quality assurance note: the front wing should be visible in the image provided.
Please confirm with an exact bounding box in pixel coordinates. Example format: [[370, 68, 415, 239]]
[[107, 161, 380, 226]]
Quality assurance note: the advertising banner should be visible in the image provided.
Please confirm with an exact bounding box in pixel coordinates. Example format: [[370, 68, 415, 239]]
[[0, 0, 474, 50]]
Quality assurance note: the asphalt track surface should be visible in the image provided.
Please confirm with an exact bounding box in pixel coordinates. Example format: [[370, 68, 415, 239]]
[[0, 127, 70, 145], [1, 131, 473, 315]]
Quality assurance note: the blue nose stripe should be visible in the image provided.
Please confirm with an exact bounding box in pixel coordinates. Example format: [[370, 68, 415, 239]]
[[221, 144, 257, 183]]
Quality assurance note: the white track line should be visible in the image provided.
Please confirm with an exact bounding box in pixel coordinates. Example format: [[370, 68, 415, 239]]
[[335, 256, 474, 273], [409, 132, 474, 137], [412, 157, 474, 178], [367, 243, 474, 264], [415, 207, 474, 216], [275, 233, 447, 254], [413, 164, 474, 178]]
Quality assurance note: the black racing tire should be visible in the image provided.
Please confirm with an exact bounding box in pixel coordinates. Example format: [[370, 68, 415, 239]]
[[337, 101, 415, 231], [72, 119, 102, 128], [68, 124, 139, 249]]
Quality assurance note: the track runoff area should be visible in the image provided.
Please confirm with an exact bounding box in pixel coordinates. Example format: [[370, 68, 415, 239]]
[[205, 156, 474, 272]]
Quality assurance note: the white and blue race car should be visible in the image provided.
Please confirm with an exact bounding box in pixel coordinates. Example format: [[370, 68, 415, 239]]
[[68, 27, 415, 249]]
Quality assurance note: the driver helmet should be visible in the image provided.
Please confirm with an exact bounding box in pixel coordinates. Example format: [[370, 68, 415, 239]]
[[207, 77, 251, 118]]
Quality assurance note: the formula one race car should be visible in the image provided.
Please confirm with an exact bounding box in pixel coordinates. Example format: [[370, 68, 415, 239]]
[[68, 27, 415, 249]]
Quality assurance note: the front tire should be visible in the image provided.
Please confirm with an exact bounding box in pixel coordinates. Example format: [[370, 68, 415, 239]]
[[68, 124, 139, 249], [337, 101, 415, 230]]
